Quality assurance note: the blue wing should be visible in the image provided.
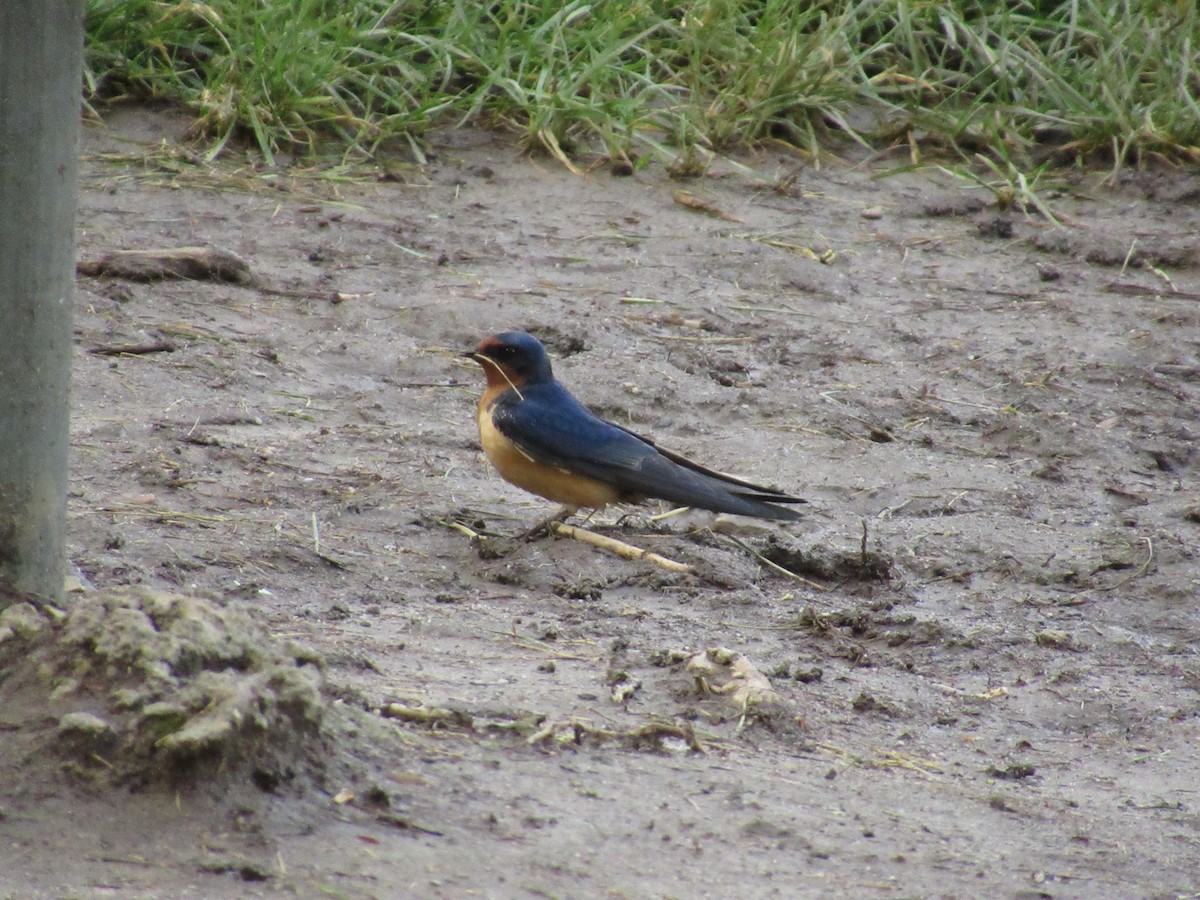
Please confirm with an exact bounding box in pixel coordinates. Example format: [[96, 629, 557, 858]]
[[489, 382, 804, 520]]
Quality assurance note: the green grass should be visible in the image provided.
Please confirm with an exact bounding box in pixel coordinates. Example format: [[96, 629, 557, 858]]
[[85, 0, 1200, 174]]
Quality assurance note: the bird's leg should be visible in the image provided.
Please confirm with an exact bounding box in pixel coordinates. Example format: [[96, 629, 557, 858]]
[[614, 505, 674, 530], [521, 505, 577, 541]]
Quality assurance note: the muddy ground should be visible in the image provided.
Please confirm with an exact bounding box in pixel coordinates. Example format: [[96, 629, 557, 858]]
[[2, 107, 1199, 898]]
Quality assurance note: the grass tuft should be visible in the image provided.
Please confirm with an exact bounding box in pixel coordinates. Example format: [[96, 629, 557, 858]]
[[84, 0, 1200, 176]]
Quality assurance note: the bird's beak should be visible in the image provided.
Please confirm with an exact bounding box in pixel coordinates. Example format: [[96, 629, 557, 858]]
[[462, 350, 483, 363]]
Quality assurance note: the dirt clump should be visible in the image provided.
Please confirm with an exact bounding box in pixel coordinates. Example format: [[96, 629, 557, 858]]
[[0, 586, 326, 788]]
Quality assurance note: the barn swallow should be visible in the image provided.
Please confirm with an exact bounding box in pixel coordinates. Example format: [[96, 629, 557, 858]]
[[463, 331, 804, 523]]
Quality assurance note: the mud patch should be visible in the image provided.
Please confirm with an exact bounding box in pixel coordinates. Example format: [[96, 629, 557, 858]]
[[0, 587, 326, 789]]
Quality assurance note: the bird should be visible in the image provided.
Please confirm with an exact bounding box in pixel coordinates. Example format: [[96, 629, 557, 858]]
[[463, 331, 805, 525]]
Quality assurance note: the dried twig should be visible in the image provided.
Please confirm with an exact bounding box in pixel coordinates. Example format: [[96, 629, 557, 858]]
[[672, 190, 744, 223], [89, 341, 176, 356], [382, 703, 473, 729], [527, 718, 704, 752], [549, 522, 692, 573], [1106, 281, 1200, 301]]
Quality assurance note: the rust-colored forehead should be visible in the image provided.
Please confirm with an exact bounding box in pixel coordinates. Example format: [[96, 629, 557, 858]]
[[476, 335, 507, 354]]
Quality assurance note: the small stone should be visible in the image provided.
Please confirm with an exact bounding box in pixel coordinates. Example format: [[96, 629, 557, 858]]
[[860, 206, 884, 220]]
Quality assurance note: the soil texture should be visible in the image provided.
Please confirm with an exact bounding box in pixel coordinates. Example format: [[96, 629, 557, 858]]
[[2, 108, 1200, 899]]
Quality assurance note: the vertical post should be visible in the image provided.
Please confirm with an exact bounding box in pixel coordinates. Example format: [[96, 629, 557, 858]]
[[0, 1, 84, 606]]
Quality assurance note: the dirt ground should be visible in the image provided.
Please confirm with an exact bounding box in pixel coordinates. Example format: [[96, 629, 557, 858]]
[[2, 106, 1199, 898]]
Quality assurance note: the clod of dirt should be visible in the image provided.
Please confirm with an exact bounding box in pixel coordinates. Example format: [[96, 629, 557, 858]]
[[1148, 445, 1194, 473], [0, 600, 52, 642], [987, 762, 1037, 780], [77, 246, 252, 283], [0, 586, 326, 788], [850, 691, 899, 717], [919, 195, 987, 217], [977, 216, 1015, 239], [1034, 629, 1079, 651], [759, 534, 892, 583], [474, 535, 516, 559], [529, 325, 588, 357], [56, 711, 119, 754], [553, 577, 604, 600], [685, 647, 799, 729], [1030, 232, 1196, 269], [1177, 504, 1200, 524]]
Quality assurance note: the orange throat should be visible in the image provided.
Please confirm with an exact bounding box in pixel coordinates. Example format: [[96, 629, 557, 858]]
[[472, 376, 620, 511]]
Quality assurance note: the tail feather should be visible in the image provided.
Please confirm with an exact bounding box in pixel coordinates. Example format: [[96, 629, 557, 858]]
[[638, 454, 805, 521], [615, 424, 806, 508]]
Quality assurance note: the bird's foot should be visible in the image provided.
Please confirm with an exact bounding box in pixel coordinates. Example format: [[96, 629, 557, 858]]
[[521, 506, 577, 541]]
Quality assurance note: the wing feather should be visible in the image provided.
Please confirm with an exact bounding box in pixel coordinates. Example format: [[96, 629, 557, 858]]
[[489, 384, 803, 519]]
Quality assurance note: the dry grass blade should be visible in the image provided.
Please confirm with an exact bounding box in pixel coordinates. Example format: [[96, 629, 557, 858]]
[[672, 190, 744, 223], [815, 742, 943, 778], [527, 718, 704, 753]]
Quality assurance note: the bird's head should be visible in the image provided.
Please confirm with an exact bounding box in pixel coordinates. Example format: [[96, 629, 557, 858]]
[[464, 331, 554, 390]]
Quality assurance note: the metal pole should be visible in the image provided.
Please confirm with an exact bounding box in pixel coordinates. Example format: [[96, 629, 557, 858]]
[[0, 0, 84, 606]]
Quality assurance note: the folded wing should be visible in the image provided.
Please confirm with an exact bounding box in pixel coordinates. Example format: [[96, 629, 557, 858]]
[[490, 384, 804, 521]]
